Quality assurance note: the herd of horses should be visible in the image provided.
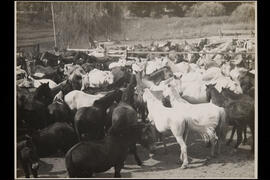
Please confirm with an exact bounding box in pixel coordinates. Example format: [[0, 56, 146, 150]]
[[16, 38, 255, 178]]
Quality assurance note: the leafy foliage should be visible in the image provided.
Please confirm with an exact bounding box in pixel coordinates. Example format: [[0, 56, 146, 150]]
[[186, 2, 226, 17], [230, 3, 255, 23]]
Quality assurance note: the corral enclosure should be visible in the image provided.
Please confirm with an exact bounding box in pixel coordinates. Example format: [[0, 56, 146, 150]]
[[15, 1, 256, 179]]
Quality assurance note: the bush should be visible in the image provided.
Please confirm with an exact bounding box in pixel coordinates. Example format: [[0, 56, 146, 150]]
[[187, 2, 226, 17], [230, 3, 255, 23]]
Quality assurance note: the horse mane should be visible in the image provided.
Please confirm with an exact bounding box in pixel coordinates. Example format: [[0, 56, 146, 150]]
[[93, 89, 122, 108], [144, 89, 161, 104], [169, 86, 189, 104], [221, 87, 242, 100], [206, 85, 227, 107]]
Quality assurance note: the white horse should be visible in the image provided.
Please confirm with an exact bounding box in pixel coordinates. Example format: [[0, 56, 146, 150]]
[[64, 90, 105, 111], [162, 81, 227, 157], [18, 77, 57, 89], [173, 71, 243, 104], [81, 69, 114, 90], [108, 57, 127, 69], [145, 57, 168, 75], [142, 88, 189, 168]]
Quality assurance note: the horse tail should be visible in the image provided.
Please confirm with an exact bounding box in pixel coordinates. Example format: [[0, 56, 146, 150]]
[[216, 108, 227, 143], [186, 119, 218, 144]]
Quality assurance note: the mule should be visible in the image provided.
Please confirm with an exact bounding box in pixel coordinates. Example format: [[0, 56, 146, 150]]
[[17, 136, 39, 178], [74, 89, 123, 141]]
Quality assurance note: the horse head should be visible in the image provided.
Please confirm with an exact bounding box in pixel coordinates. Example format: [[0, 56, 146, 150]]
[[34, 82, 52, 106], [205, 83, 217, 102], [138, 121, 156, 152]]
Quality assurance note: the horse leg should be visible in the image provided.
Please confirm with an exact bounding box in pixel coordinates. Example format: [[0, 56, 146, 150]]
[[141, 106, 146, 122], [114, 162, 123, 178], [22, 162, 30, 178], [30, 167, 38, 178], [129, 144, 142, 166], [242, 125, 248, 145], [249, 118, 255, 153], [171, 124, 188, 168], [226, 127, 236, 146], [175, 136, 188, 169], [234, 126, 243, 149], [159, 133, 168, 154], [74, 122, 81, 141], [210, 137, 218, 158]]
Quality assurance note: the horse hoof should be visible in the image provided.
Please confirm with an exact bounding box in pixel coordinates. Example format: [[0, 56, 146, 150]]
[[114, 174, 121, 178], [176, 160, 182, 165], [206, 156, 212, 161], [181, 164, 188, 169]]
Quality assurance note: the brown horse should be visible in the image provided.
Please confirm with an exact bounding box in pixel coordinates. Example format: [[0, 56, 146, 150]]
[[221, 87, 254, 146]]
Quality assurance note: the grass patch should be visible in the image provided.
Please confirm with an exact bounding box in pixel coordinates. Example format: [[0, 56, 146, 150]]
[[17, 16, 255, 49]]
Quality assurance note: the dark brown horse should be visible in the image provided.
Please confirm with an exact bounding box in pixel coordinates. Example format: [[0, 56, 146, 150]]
[[205, 84, 254, 152], [221, 87, 254, 146], [74, 89, 123, 141], [65, 75, 153, 177], [65, 122, 154, 178]]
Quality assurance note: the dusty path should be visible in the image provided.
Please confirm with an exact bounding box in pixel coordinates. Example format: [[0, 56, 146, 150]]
[[16, 128, 255, 178]]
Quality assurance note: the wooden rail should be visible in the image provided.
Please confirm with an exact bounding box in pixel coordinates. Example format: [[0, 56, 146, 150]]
[[126, 51, 255, 55]]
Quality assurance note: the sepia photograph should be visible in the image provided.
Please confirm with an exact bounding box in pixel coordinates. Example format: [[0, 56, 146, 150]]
[[15, 1, 257, 178]]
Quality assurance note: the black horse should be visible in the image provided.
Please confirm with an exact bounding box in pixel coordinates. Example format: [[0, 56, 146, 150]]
[[31, 122, 78, 157], [17, 136, 39, 178], [17, 85, 52, 131], [74, 89, 123, 141], [48, 100, 73, 125], [65, 120, 155, 178]]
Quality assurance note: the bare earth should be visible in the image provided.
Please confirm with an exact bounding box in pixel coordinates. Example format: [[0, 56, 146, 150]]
[[16, 128, 255, 179]]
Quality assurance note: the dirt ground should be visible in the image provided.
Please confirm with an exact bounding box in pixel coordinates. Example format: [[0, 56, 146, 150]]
[[16, 127, 256, 179]]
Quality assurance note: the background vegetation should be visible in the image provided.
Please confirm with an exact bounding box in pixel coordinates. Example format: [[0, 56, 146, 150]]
[[16, 2, 255, 49]]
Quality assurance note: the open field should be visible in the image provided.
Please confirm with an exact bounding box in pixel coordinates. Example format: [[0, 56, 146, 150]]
[[16, 16, 255, 50]]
